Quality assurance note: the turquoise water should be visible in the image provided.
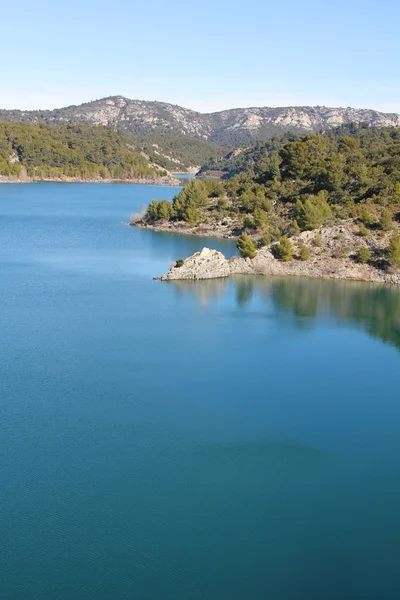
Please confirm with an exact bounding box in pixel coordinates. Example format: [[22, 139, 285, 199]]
[[1, 183, 400, 599]]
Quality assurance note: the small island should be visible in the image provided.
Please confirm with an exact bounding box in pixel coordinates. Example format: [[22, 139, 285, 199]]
[[131, 125, 400, 285]]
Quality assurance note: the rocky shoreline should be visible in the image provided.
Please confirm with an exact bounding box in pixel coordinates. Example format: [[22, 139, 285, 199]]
[[131, 220, 238, 239], [158, 247, 400, 285], [155, 224, 400, 286], [0, 175, 180, 186]]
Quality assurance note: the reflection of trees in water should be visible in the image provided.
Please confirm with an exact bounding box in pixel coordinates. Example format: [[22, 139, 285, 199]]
[[170, 275, 400, 351], [265, 278, 400, 351], [235, 277, 255, 307]]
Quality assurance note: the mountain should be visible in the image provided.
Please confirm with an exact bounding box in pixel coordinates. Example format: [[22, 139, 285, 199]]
[[1, 96, 400, 146]]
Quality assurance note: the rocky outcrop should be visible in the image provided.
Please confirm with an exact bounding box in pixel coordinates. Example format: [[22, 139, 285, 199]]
[[1, 96, 399, 146], [158, 225, 400, 285], [228, 248, 400, 284], [160, 248, 231, 280]]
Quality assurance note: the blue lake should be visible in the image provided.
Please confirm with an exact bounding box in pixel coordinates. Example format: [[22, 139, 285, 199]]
[[1, 183, 400, 599]]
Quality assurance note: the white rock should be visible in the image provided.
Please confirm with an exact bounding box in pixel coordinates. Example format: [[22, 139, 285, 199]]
[[161, 248, 230, 280]]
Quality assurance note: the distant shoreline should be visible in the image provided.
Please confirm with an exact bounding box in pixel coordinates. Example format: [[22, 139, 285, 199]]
[[130, 220, 237, 239], [0, 175, 180, 186]]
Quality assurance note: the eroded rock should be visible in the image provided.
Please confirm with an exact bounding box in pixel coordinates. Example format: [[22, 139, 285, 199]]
[[161, 248, 231, 280]]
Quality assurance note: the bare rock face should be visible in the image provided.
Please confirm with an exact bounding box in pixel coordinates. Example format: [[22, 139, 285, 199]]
[[161, 248, 230, 280], [0, 96, 399, 146]]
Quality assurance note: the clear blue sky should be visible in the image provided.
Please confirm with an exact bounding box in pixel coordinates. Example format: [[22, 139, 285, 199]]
[[1, 0, 398, 113]]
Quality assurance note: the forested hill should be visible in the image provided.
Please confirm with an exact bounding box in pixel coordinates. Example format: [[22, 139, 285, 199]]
[[1, 95, 399, 146], [139, 125, 400, 272], [144, 125, 400, 229], [0, 122, 166, 181], [198, 124, 400, 180], [131, 134, 225, 172]]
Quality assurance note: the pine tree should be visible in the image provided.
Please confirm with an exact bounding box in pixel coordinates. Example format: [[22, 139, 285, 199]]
[[274, 236, 294, 261], [237, 232, 257, 259], [380, 209, 393, 232], [388, 232, 400, 267]]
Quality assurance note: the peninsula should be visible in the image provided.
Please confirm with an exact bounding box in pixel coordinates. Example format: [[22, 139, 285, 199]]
[[132, 125, 400, 285]]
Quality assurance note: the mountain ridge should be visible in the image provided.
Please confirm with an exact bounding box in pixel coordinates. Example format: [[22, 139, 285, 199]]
[[1, 96, 399, 146]]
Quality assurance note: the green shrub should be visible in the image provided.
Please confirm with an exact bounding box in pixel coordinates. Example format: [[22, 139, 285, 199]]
[[287, 219, 301, 237], [175, 259, 184, 268], [237, 232, 257, 259], [259, 230, 272, 248], [298, 242, 310, 261], [388, 232, 400, 267], [274, 236, 294, 261], [359, 224, 369, 237], [380, 209, 393, 232], [313, 234, 323, 247], [357, 247, 371, 264], [360, 208, 375, 226], [253, 208, 269, 229], [243, 215, 256, 230]]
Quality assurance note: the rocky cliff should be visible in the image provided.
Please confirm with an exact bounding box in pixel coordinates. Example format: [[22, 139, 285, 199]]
[[1, 96, 399, 146], [160, 248, 231, 280]]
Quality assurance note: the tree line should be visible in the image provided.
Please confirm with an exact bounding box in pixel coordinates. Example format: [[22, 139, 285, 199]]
[[0, 122, 163, 180]]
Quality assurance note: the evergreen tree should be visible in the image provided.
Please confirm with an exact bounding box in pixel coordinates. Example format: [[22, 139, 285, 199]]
[[380, 209, 393, 232], [388, 232, 400, 267], [237, 232, 257, 259], [274, 236, 294, 261], [296, 191, 332, 231]]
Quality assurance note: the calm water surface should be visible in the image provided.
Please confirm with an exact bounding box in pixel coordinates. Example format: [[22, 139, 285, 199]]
[[1, 183, 400, 599]]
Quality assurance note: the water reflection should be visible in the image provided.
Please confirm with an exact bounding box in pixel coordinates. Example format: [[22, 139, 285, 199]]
[[169, 278, 229, 306], [170, 276, 400, 351]]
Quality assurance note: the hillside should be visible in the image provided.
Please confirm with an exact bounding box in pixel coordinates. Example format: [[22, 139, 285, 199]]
[[132, 126, 400, 283], [131, 134, 225, 172], [197, 124, 387, 179], [1, 96, 399, 147], [0, 122, 169, 182]]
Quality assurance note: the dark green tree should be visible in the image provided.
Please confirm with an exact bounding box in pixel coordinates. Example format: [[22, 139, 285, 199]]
[[237, 232, 257, 259], [274, 236, 294, 261], [388, 232, 400, 267]]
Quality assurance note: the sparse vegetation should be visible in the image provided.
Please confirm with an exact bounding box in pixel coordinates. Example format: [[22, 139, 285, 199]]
[[313, 234, 323, 248]]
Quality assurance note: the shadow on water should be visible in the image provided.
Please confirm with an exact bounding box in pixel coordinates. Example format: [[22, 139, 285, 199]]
[[169, 275, 400, 351]]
